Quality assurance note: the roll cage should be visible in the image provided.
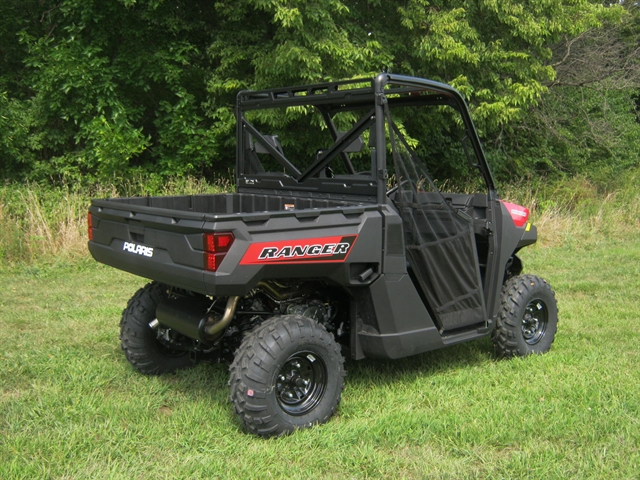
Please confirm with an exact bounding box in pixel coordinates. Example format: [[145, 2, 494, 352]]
[[235, 73, 497, 204]]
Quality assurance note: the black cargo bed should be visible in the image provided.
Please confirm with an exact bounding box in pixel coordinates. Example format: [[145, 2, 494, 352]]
[[96, 193, 367, 217]]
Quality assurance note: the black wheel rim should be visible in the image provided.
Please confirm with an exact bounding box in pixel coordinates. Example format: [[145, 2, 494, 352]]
[[276, 351, 327, 416], [522, 298, 548, 345]]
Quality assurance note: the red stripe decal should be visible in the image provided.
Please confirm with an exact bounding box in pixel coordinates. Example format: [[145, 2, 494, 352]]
[[240, 235, 357, 265]]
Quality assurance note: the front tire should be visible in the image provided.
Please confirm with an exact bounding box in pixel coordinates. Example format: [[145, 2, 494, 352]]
[[493, 274, 558, 358], [120, 282, 194, 375], [229, 315, 345, 437]]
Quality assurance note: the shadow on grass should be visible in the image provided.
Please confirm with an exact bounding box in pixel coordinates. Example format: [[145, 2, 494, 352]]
[[344, 336, 495, 388], [127, 335, 496, 407]]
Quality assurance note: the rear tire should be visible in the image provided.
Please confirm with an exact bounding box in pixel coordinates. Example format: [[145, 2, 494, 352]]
[[493, 274, 558, 358], [229, 315, 345, 437], [120, 282, 193, 375]]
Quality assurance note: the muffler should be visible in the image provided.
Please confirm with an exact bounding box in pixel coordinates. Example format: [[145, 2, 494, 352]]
[[155, 295, 240, 342]]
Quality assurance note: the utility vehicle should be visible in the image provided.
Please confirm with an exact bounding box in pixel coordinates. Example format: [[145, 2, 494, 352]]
[[88, 73, 558, 437]]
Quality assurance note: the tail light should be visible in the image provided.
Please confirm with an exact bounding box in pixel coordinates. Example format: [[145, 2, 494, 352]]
[[88, 212, 94, 241], [203, 232, 235, 271], [502, 201, 530, 228]]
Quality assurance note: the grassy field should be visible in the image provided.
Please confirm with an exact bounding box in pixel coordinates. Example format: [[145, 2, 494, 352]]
[[1, 176, 640, 478], [1, 227, 640, 477]]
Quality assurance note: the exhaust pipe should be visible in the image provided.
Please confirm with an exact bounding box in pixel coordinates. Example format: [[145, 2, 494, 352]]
[[203, 296, 240, 338]]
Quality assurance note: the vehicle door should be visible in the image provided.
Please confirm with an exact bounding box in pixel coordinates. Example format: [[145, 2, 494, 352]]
[[385, 100, 490, 332]]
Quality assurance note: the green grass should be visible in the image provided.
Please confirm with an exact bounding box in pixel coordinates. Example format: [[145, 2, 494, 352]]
[[2, 174, 640, 478], [1, 234, 639, 478]]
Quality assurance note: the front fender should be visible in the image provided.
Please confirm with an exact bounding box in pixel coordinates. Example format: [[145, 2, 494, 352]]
[[517, 222, 537, 250]]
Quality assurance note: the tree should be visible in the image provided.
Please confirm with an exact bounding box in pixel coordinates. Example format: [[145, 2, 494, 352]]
[[1, 0, 220, 182], [0, 0, 628, 183], [494, 2, 640, 181]]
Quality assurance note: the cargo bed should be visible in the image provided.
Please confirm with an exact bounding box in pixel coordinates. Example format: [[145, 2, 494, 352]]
[[89, 192, 384, 297]]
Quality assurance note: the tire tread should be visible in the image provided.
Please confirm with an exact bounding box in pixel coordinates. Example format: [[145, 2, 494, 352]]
[[229, 315, 345, 437], [120, 282, 193, 375], [492, 274, 558, 358]]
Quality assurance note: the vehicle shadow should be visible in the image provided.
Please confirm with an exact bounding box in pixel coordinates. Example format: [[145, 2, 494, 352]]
[[148, 335, 496, 402], [118, 336, 499, 434], [344, 336, 496, 388]]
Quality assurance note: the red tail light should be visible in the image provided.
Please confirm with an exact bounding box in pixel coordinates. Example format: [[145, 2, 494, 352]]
[[88, 212, 94, 241], [502, 201, 530, 228], [203, 232, 235, 271]]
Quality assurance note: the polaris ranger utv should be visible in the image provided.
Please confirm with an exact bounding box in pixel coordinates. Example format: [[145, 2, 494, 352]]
[[88, 73, 558, 437]]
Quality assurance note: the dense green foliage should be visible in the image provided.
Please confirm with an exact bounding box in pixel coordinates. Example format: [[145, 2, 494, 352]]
[[0, 0, 637, 184], [497, 2, 640, 181]]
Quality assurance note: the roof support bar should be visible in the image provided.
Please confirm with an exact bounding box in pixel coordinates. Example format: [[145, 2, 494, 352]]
[[298, 109, 375, 182]]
